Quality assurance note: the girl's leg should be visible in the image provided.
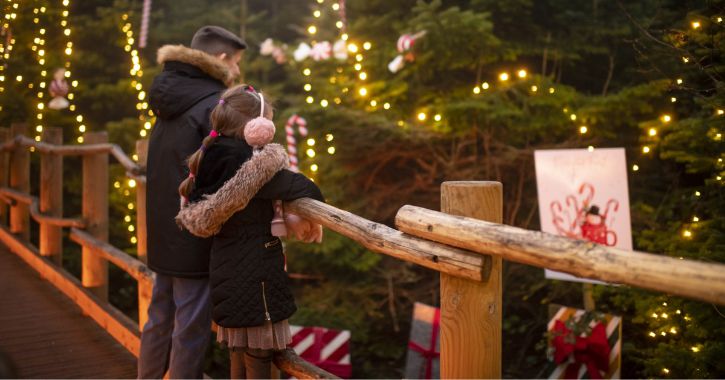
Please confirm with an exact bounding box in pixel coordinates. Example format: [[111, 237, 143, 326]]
[[229, 348, 246, 379], [244, 348, 273, 379]]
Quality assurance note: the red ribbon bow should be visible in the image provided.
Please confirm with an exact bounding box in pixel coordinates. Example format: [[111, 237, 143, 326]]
[[552, 320, 610, 379], [408, 308, 440, 379]]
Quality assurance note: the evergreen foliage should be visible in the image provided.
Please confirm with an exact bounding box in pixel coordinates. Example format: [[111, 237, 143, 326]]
[[0, 0, 722, 377]]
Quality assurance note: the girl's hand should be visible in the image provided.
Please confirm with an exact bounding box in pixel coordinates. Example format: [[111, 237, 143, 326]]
[[284, 212, 323, 243]]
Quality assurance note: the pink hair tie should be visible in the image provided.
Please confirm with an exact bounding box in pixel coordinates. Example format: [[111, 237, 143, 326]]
[[209, 130, 219, 138], [188, 172, 195, 179], [218, 98, 225, 105]]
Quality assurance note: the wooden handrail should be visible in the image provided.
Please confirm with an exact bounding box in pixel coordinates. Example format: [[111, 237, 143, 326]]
[[0, 131, 337, 379], [273, 349, 340, 379], [0, 187, 86, 228], [285, 198, 491, 282], [0, 186, 33, 204], [0, 135, 145, 178], [69, 228, 154, 285], [395, 205, 725, 305], [16, 128, 724, 377]]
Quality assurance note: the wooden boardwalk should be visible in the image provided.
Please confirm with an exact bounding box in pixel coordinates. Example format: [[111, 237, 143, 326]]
[[0, 246, 137, 378]]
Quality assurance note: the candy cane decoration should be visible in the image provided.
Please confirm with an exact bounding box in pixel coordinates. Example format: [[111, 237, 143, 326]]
[[139, 0, 152, 48], [285, 114, 308, 172], [339, 0, 347, 32]]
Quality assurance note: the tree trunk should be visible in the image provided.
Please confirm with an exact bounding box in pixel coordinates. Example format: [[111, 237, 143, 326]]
[[601, 54, 615, 96], [542, 32, 551, 76]]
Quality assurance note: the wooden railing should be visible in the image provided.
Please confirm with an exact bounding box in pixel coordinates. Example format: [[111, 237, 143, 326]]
[[2, 124, 725, 379], [0, 125, 151, 357], [0, 125, 334, 379], [285, 183, 725, 378]]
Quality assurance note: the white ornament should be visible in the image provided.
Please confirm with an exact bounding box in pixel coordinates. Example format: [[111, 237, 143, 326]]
[[388, 55, 405, 73], [333, 40, 348, 60], [48, 97, 69, 110], [272, 44, 288, 64], [310, 41, 332, 61], [294, 42, 312, 62], [260, 38, 276, 56]]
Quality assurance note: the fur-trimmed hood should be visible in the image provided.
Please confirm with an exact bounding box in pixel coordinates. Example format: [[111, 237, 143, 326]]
[[176, 144, 289, 238], [157, 44, 236, 87]]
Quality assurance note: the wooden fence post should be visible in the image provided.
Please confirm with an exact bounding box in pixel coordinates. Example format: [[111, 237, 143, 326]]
[[0, 128, 9, 226], [440, 181, 502, 379], [9, 123, 29, 241], [40, 127, 63, 265], [135, 139, 151, 330], [82, 132, 109, 300]]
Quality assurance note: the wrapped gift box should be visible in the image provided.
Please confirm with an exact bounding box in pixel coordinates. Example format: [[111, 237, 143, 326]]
[[404, 302, 440, 379], [548, 306, 622, 379], [290, 325, 352, 378]]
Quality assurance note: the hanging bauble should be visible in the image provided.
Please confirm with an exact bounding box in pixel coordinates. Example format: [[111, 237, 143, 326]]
[[294, 42, 312, 62], [388, 55, 405, 73], [272, 45, 288, 64], [389, 31, 427, 73], [260, 38, 276, 55], [333, 40, 348, 60], [261, 38, 288, 64], [48, 68, 70, 110], [310, 41, 332, 61]]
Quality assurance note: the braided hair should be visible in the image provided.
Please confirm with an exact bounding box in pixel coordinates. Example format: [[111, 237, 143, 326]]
[[178, 84, 272, 202]]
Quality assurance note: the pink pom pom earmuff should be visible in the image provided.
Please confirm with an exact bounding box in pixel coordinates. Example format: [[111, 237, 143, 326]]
[[243, 92, 276, 148]]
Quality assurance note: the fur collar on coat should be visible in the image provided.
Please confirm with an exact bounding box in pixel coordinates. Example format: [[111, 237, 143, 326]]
[[176, 144, 288, 237], [157, 44, 236, 87]]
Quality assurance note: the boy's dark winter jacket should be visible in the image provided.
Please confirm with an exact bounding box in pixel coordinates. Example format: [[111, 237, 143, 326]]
[[146, 45, 235, 278], [176, 137, 324, 327]]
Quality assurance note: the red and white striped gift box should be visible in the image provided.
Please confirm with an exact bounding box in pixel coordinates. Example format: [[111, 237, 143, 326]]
[[289, 325, 352, 378], [547, 307, 622, 379]]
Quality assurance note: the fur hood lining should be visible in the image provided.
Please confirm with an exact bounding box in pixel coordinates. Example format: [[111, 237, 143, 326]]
[[157, 44, 235, 87], [176, 144, 289, 237]]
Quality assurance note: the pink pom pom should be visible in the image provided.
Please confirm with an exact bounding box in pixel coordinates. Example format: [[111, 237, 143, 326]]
[[244, 117, 276, 148]]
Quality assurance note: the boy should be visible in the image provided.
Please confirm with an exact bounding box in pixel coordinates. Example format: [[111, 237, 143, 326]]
[[139, 25, 245, 379]]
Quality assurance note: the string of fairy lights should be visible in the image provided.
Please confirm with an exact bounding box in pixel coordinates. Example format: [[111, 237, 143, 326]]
[[638, 16, 723, 248], [29, 1, 47, 142], [2, 3, 145, 245], [25, 0, 89, 143], [640, 16, 722, 378], [120, 12, 152, 139], [298, 7, 722, 376], [116, 12, 151, 245], [649, 300, 700, 376], [55, 0, 88, 143], [299, 0, 354, 176], [0, 0, 21, 103], [648, 20, 725, 375]]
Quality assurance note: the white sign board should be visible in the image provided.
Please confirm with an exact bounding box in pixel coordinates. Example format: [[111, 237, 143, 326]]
[[534, 148, 632, 283]]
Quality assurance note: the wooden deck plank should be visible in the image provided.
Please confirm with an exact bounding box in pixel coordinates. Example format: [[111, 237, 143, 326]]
[[0, 246, 137, 378]]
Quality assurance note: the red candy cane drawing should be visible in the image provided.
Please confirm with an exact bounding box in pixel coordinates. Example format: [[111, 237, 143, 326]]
[[550, 183, 619, 246]]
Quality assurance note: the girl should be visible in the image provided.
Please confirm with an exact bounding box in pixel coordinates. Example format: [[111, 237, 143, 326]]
[[176, 84, 324, 378]]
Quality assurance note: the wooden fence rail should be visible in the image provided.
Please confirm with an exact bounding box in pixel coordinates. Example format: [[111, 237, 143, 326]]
[[0, 187, 85, 228], [395, 205, 725, 305], [2, 125, 724, 379], [284, 197, 491, 281], [0, 127, 335, 379]]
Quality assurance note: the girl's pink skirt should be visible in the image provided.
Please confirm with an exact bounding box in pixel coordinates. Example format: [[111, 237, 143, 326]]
[[217, 319, 292, 350]]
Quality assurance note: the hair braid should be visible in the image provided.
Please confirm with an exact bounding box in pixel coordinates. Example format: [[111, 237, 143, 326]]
[[178, 132, 219, 201], [178, 84, 273, 204]]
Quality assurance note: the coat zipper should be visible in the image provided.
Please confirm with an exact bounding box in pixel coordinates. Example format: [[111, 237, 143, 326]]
[[261, 281, 271, 321]]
